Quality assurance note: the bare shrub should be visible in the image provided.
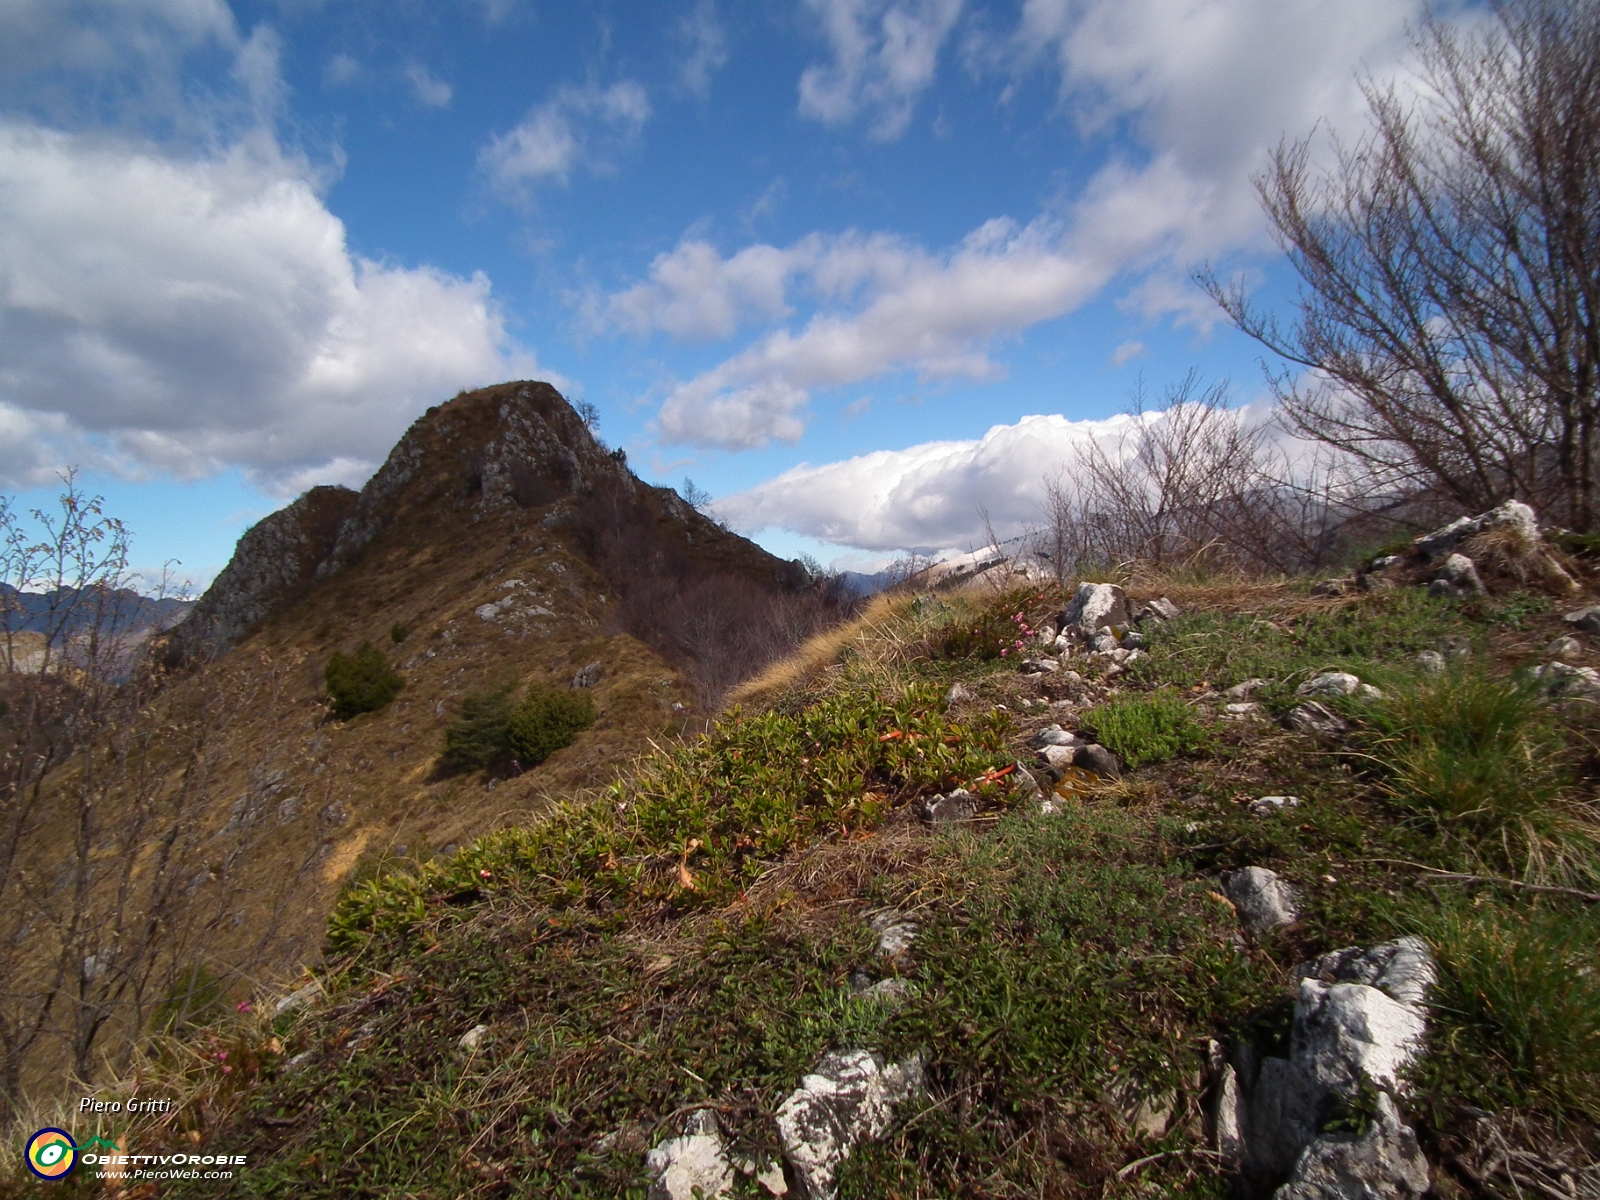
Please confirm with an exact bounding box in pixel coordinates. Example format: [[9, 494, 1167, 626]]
[[1202, 0, 1600, 531], [1036, 374, 1386, 580]]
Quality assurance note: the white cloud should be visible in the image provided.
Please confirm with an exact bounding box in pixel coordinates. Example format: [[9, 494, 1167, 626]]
[[614, 0, 1453, 450], [799, 0, 964, 141], [0, 123, 543, 495], [404, 63, 453, 109], [638, 191, 1195, 448], [479, 80, 650, 197], [679, 0, 729, 98], [715, 411, 1145, 551], [1109, 340, 1146, 367], [323, 52, 362, 88], [608, 240, 801, 342]]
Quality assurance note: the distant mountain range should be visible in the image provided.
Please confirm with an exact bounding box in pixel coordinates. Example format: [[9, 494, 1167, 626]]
[[0, 582, 192, 638]]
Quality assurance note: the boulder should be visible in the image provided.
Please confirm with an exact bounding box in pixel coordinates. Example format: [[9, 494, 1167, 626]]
[[1017, 658, 1059, 674], [919, 789, 975, 825], [870, 913, 918, 958], [1310, 578, 1354, 598], [1296, 672, 1361, 698], [1071, 744, 1121, 779], [1562, 604, 1600, 635], [1428, 553, 1485, 598], [1029, 725, 1085, 749], [1283, 702, 1349, 740], [1413, 499, 1539, 561], [1223, 678, 1268, 700], [1276, 1091, 1430, 1200], [645, 1110, 735, 1200], [1547, 635, 1583, 660], [776, 1050, 923, 1200], [1250, 795, 1301, 817], [272, 978, 324, 1019], [572, 661, 602, 688], [1221, 867, 1299, 937], [945, 682, 975, 705], [1215, 939, 1437, 1196], [1061, 582, 1130, 634], [458, 1024, 491, 1052], [1530, 660, 1600, 699], [1134, 596, 1181, 623], [1415, 651, 1446, 675]]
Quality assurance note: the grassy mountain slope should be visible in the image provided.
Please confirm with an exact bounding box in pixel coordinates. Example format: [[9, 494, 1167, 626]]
[[21, 572, 1598, 1198], [2, 382, 830, 1103]]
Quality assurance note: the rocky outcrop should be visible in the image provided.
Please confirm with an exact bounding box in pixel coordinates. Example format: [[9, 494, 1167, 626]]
[[164, 485, 358, 663], [168, 381, 812, 666], [1216, 937, 1437, 1198]]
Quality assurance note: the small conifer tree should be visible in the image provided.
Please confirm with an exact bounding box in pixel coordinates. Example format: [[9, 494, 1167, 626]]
[[324, 643, 404, 719]]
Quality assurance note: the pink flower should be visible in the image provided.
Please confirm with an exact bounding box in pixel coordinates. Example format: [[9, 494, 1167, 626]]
[[236, 1001, 253, 1013], [222, 1065, 232, 1074], [479, 869, 491, 879]]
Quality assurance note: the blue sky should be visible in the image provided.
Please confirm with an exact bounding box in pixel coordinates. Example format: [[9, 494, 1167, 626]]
[[0, 0, 1464, 588]]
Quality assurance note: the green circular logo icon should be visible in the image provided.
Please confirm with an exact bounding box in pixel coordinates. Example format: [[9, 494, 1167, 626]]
[[26, 1128, 77, 1180]]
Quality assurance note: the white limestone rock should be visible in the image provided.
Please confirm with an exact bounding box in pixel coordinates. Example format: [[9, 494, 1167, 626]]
[[645, 1110, 735, 1200], [776, 1050, 924, 1200]]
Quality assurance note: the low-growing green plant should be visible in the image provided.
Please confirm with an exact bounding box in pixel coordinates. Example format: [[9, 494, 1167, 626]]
[[441, 680, 518, 768], [327, 683, 1012, 949], [506, 686, 597, 765], [1081, 689, 1210, 769], [1421, 902, 1600, 1119], [1134, 588, 1472, 694], [389, 621, 409, 644], [324, 642, 404, 720]]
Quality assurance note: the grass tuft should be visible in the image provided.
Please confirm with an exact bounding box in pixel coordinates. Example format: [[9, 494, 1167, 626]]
[[1421, 901, 1600, 1120]]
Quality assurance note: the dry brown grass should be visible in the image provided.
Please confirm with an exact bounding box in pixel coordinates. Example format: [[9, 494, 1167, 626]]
[[723, 591, 914, 709]]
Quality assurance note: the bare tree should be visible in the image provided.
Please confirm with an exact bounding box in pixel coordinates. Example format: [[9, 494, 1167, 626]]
[[0, 479, 328, 1117], [1201, 0, 1600, 530]]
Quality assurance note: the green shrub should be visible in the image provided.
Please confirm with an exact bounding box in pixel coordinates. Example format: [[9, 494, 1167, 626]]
[[1081, 689, 1210, 769], [390, 622, 409, 644], [1422, 903, 1600, 1118], [507, 687, 597, 766], [324, 643, 404, 720], [441, 682, 517, 768]]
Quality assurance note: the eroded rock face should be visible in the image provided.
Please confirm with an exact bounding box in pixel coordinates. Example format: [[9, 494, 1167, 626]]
[[775, 1050, 923, 1200], [165, 485, 358, 663]]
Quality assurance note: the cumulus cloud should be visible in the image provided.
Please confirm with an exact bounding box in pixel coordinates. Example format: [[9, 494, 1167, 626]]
[[679, 0, 729, 98], [404, 62, 453, 108], [0, 123, 543, 494], [637, 185, 1202, 449], [615, 0, 1446, 453], [479, 80, 650, 197], [714, 412, 1145, 551], [715, 400, 1298, 554], [799, 0, 964, 140]]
